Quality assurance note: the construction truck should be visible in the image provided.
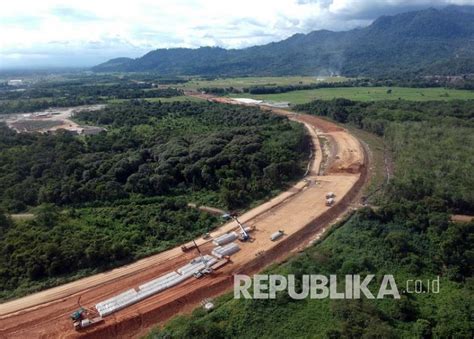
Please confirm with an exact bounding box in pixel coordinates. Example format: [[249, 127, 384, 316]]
[[221, 213, 232, 220], [71, 307, 103, 330], [271, 230, 284, 241], [326, 197, 335, 206], [181, 241, 197, 252]]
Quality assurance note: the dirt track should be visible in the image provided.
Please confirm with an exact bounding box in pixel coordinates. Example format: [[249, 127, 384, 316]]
[[0, 99, 368, 338]]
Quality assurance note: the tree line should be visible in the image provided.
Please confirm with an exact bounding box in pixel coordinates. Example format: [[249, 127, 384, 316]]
[[295, 99, 474, 214]]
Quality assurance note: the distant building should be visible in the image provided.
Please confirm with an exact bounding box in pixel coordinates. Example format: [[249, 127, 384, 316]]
[[8, 79, 23, 86], [232, 98, 263, 105]]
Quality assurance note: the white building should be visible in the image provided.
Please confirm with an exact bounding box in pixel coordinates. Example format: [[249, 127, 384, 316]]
[[8, 79, 23, 86]]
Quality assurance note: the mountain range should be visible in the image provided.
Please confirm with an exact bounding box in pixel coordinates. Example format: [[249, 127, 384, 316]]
[[93, 5, 474, 77]]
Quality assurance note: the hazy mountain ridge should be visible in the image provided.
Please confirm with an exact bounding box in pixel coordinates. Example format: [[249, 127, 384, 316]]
[[93, 6, 474, 76]]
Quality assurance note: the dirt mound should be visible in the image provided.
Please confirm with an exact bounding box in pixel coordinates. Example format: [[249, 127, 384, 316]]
[[294, 115, 344, 133], [329, 161, 365, 174]]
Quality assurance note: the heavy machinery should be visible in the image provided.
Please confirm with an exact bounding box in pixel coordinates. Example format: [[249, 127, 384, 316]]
[[70, 308, 86, 322], [70, 305, 103, 330], [326, 197, 335, 206], [201, 298, 215, 311], [231, 214, 251, 241], [74, 316, 104, 330], [181, 241, 197, 252], [271, 230, 284, 241], [221, 213, 232, 221], [192, 240, 214, 278], [326, 192, 335, 199]]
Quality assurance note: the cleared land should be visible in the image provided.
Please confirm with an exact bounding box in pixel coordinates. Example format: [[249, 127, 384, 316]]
[[0, 100, 367, 338], [233, 86, 474, 104], [4, 105, 105, 134]]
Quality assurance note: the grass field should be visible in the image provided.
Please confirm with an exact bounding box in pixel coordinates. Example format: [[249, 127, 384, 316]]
[[178, 76, 347, 90], [232, 86, 474, 104], [107, 95, 204, 104]]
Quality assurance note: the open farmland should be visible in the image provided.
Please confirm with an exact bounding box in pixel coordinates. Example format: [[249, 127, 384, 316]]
[[178, 76, 347, 90], [107, 95, 203, 104], [233, 86, 474, 104]]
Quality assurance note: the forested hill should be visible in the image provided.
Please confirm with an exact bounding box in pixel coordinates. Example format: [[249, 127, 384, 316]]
[[93, 5, 474, 77]]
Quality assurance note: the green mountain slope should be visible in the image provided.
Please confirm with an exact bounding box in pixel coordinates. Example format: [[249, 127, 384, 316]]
[[93, 6, 474, 76]]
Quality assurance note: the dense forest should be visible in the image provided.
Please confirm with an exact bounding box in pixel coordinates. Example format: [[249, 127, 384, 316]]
[[0, 101, 309, 300], [0, 97, 101, 114], [295, 99, 474, 213], [150, 99, 474, 338], [0, 84, 182, 101]]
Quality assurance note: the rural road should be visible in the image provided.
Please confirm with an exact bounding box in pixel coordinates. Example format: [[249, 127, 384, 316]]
[[0, 99, 369, 338]]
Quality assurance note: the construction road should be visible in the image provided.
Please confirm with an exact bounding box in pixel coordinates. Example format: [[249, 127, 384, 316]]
[[0, 99, 369, 338]]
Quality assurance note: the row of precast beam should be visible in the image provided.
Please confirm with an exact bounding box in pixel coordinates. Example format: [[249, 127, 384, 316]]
[[95, 239, 240, 317]]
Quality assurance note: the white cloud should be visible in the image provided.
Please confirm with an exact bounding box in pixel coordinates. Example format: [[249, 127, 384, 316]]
[[0, 0, 472, 68]]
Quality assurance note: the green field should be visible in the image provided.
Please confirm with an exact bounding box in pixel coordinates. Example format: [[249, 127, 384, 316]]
[[179, 76, 347, 90], [107, 95, 203, 104], [233, 86, 474, 104]]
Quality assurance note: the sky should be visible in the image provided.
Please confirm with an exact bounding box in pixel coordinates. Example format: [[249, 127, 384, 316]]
[[1, 0, 473, 69]]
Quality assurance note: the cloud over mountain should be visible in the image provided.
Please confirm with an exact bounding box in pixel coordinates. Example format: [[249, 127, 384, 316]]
[[0, 0, 472, 68]]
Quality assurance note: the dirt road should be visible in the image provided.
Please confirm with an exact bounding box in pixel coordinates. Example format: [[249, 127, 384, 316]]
[[0, 99, 368, 338]]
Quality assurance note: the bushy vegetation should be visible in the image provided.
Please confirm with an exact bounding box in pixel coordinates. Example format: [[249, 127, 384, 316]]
[[0, 101, 308, 211], [1, 84, 182, 101], [198, 87, 242, 95], [296, 99, 474, 213], [0, 199, 217, 300], [0, 81, 183, 114], [295, 99, 474, 134], [0, 97, 100, 114], [151, 207, 473, 338], [149, 99, 474, 338], [245, 80, 357, 95], [0, 101, 309, 300]]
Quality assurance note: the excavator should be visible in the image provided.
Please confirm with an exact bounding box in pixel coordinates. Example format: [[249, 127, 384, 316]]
[[70, 297, 103, 330]]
